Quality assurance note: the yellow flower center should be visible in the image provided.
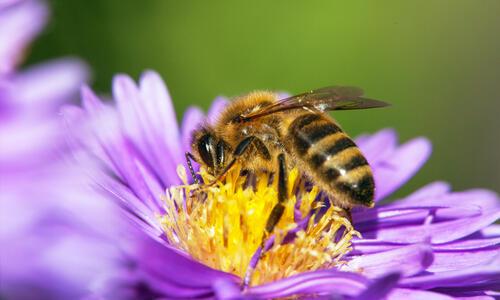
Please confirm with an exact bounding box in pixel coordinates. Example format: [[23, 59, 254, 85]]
[[159, 165, 358, 286]]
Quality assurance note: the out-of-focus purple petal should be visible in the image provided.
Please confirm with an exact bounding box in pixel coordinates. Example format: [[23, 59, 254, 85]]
[[346, 244, 433, 278], [399, 263, 500, 290], [371, 210, 500, 244], [181, 106, 204, 153], [373, 137, 432, 201], [207, 96, 229, 125], [9, 58, 89, 111], [357, 128, 397, 166], [247, 270, 368, 298], [0, 0, 48, 73], [388, 288, 455, 300], [395, 181, 451, 205], [0, 116, 59, 169]]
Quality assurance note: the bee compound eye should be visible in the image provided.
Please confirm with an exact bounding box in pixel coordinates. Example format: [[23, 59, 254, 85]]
[[198, 134, 215, 168]]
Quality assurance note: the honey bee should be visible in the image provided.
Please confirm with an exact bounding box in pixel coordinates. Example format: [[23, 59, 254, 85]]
[[186, 86, 388, 236]]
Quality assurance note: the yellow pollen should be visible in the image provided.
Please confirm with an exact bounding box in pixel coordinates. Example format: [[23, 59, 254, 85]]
[[159, 164, 359, 286]]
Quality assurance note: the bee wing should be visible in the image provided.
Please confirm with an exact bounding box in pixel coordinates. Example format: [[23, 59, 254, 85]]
[[240, 86, 389, 121]]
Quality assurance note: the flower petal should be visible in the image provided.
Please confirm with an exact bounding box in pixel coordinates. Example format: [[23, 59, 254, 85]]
[[394, 189, 500, 213], [346, 244, 433, 278], [113, 74, 181, 187], [371, 210, 500, 244], [357, 128, 398, 166], [0, 0, 48, 73], [353, 273, 401, 300], [207, 96, 229, 125], [429, 246, 500, 273], [136, 236, 238, 289], [247, 270, 368, 298], [10, 58, 89, 111], [181, 106, 204, 153], [212, 278, 242, 300], [388, 288, 455, 300], [373, 137, 432, 201], [399, 262, 500, 290]]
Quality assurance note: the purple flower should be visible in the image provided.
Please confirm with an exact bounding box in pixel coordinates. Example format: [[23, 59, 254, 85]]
[[64, 70, 500, 299], [0, 1, 125, 299]]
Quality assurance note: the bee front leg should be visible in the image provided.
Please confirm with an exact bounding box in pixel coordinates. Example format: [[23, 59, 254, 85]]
[[185, 152, 200, 184]]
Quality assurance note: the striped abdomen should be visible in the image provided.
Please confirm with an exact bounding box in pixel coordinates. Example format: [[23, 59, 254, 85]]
[[287, 113, 374, 207]]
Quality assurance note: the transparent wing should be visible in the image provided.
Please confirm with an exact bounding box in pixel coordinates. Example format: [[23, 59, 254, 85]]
[[239, 86, 389, 121]]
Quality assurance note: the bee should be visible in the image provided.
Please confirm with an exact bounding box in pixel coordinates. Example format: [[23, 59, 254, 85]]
[[186, 86, 388, 236]]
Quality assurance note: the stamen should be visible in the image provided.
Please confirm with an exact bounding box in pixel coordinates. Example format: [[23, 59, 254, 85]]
[[159, 165, 358, 286]]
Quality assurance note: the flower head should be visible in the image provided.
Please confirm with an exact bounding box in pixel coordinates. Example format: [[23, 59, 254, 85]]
[[163, 165, 358, 286], [66, 70, 500, 299]]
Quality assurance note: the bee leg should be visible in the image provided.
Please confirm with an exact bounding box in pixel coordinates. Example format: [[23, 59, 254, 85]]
[[264, 153, 288, 236], [185, 152, 200, 184], [243, 153, 288, 288]]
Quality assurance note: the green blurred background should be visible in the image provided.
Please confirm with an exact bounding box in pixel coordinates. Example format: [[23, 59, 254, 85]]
[[27, 0, 500, 195]]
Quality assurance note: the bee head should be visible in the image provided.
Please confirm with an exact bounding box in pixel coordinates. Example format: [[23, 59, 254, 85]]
[[192, 127, 231, 176]]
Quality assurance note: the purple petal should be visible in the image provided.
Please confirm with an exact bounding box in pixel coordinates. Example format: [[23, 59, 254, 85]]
[[357, 128, 398, 166], [82, 86, 165, 213], [0, 0, 48, 73], [346, 244, 433, 278], [136, 236, 238, 290], [388, 288, 455, 300], [354, 206, 481, 232], [113, 74, 180, 187], [354, 273, 400, 300], [370, 210, 500, 244], [207, 96, 229, 125], [181, 106, 204, 153], [0, 116, 59, 170], [351, 240, 401, 255], [433, 237, 500, 250], [373, 137, 432, 201], [138, 70, 183, 166], [393, 189, 500, 213], [395, 181, 451, 205], [399, 263, 500, 290], [429, 246, 500, 273], [247, 270, 368, 298], [480, 225, 500, 238], [212, 278, 242, 300], [139, 70, 181, 151]]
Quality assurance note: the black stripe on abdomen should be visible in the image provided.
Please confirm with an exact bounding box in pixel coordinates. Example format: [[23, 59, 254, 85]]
[[303, 123, 341, 144], [325, 137, 356, 157], [341, 154, 368, 171], [291, 114, 342, 155]]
